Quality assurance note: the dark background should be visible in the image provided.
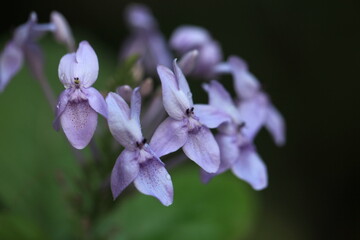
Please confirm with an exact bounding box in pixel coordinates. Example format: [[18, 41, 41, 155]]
[[1, 0, 359, 239]]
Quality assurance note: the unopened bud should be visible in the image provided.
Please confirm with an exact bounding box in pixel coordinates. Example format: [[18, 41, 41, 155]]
[[116, 85, 133, 103], [140, 77, 153, 97], [51, 11, 75, 52]]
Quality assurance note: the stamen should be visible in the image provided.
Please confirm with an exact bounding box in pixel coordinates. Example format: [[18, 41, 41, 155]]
[[185, 107, 194, 116], [238, 122, 246, 131], [136, 138, 147, 148], [74, 77, 80, 86]]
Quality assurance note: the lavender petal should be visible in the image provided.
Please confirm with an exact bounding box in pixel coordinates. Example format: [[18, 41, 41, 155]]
[[111, 149, 140, 199], [0, 42, 24, 92], [133, 155, 173, 206], [60, 100, 98, 149], [265, 105, 286, 146], [231, 148, 268, 190], [182, 126, 220, 173], [84, 87, 108, 119], [149, 117, 188, 157]]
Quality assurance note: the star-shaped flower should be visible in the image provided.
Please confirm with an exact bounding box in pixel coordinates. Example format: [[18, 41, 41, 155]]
[[107, 87, 173, 206], [150, 60, 230, 173], [200, 80, 268, 190]]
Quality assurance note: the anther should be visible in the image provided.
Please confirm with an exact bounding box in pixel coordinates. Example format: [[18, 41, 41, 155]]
[[74, 77, 80, 85]]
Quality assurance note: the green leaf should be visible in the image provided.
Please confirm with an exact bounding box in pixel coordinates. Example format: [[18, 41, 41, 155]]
[[0, 213, 48, 240], [95, 165, 260, 240]]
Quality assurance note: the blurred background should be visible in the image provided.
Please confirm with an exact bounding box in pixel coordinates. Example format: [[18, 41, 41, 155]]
[[0, 0, 359, 239]]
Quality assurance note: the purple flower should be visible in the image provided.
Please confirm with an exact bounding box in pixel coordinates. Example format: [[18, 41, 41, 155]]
[[228, 56, 286, 146], [213, 56, 286, 146], [0, 12, 74, 92], [119, 3, 172, 76], [53, 41, 107, 149], [106, 88, 173, 206], [200, 80, 268, 190], [169, 25, 223, 78], [150, 60, 230, 173]]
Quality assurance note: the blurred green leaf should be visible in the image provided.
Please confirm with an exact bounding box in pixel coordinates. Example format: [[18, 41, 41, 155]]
[[0, 213, 48, 240], [95, 165, 260, 240]]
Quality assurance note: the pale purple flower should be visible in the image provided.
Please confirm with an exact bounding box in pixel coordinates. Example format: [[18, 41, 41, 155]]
[[200, 80, 268, 190], [150, 60, 230, 173], [0, 12, 41, 91], [106, 88, 173, 206], [169, 25, 223, 78], [228, 56, 286, 146], [119, 3, 172, 76], [53, 41, 107, 149], [214, 56, 286, 146], [0, 11, 75, 92]]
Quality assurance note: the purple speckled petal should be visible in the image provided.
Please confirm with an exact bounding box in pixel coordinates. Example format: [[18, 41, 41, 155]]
[[228, 56, 261, 100], [183, 126, 220, 173], [0, 42, 24, 92], [111, 149, 140, 199], [238, 93, 269, 141], [157, 65, 191, 120], [106, 92, 142, 150], [60, 100, 97, 149], [149, 117, 188, 157], [83, 87, 107, 119], [265, 105, 286, 146], [231, 147, 268, 190], [193, 104, 231, 128], [133, 154, 173, 206], [202, 80, 240, 122], [170, 25, 212, 53], [74, 41, 99, 87], [53, 88, 71, 131]]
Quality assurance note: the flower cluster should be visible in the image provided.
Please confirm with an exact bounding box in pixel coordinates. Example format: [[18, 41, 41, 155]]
[[0, 3, 285, 206]]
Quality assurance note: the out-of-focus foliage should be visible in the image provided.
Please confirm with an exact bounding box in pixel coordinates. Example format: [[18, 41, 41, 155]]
[[95, 166, 259, 240]]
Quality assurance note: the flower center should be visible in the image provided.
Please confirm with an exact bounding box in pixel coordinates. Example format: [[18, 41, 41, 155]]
[[136, 138, 147, 149], [185, 107, 194, 117], [73, 77, 80, 88]]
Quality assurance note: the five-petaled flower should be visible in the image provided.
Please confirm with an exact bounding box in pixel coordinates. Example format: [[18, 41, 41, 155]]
[[53, 41, 108, 149], [150, 60, 230, 173], [107, 87, 173, 206]]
